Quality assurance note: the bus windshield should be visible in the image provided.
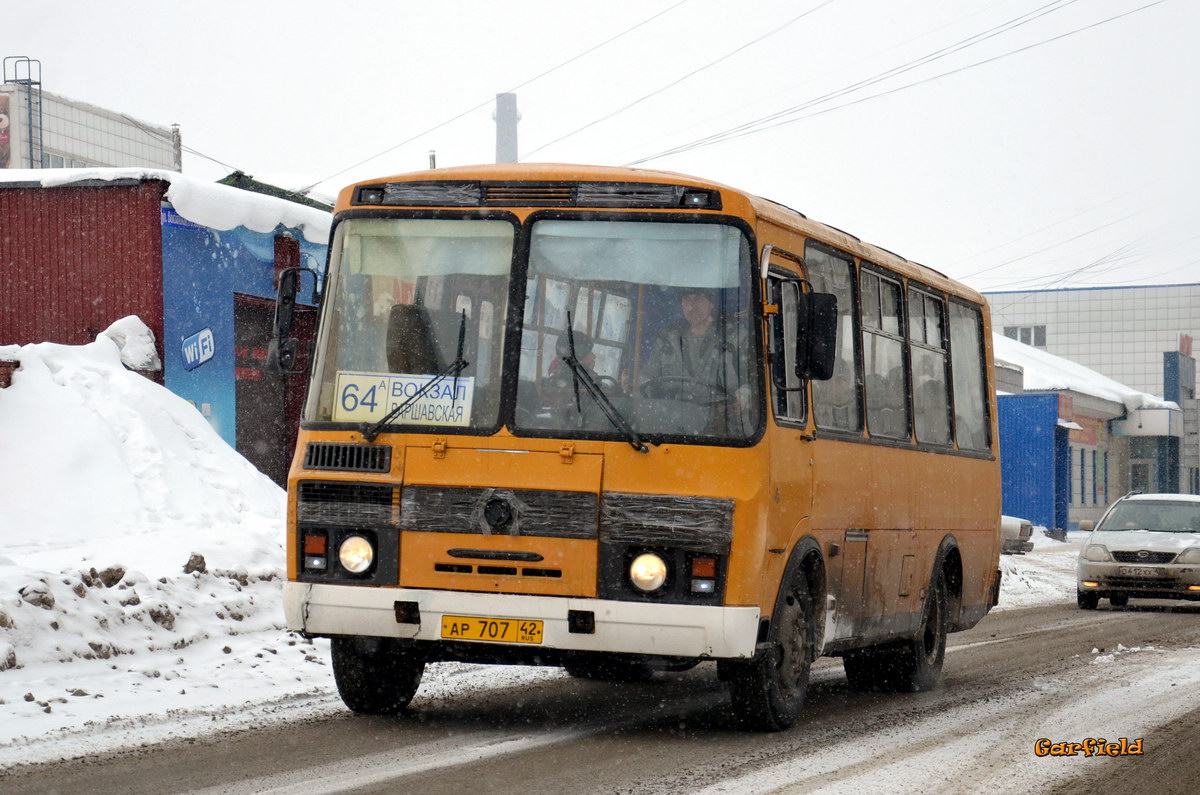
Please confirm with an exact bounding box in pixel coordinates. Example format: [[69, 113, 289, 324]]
[[306, 217, 516, 431], [514, 219, 760, 442]]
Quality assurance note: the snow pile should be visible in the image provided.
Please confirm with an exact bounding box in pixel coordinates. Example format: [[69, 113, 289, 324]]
[[995, 527, 1086, 610], [992, 333, 1176, 411], [0, 320, 336, 765], [0, 167, 331, 245], [96, 315, 162, 372]]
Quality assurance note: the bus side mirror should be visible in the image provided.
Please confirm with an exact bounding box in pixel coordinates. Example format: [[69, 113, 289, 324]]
[[268, 267, 313, 375], [796, 291, 837, 381], [274, 268, 299, 339]]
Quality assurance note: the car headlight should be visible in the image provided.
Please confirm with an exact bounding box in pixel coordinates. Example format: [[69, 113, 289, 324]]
[[338, 535, 374, 574], [1176, 546, 1200, 564], [629, 552, 668, 592], [1081, 544, 1112, 562]]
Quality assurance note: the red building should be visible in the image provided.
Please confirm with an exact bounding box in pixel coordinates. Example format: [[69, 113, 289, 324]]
[[0, 169, 329, 484]]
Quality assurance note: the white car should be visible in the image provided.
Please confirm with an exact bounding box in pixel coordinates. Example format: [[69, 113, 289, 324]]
[[1076, 493, 1200, 609], [1000, 515, 1034, 555]]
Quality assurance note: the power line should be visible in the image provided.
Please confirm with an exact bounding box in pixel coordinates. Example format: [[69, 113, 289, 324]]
[[960, 208, 1148, 280], [946, 189, 1141, 268], [626, 0, 1084, 163], [294, 0, 689, 193], [625, 0, 1167, 166], [120, 112, 245, 173], [517, 0, 840, 161], [604, 0, 1015, 165]]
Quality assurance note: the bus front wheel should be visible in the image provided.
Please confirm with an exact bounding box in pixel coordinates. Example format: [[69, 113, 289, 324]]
[[331, 635, 425, 715], [721, 576, 813, 732]]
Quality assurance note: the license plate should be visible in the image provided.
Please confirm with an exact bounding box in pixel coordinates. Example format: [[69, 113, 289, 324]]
[[1117, 566, 1164, 577], [440, 615, 544, 644]]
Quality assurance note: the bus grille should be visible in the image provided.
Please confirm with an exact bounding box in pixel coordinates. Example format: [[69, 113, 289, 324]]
[[303, 442, 391, 473], [482, 185, 574, 206], [400, 486, 597, 538], [298, 481, 396, 526]]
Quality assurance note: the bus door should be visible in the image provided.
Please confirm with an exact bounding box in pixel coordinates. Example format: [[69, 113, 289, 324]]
[[764, 250, 818, 609]]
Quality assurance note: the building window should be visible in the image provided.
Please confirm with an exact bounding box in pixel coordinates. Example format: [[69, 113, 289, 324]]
[[1003, 325, 1046, 348], [1068, 447, 1074, 504]]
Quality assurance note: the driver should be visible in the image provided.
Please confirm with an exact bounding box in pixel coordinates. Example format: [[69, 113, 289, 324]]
[[640, 288, 752, 428]]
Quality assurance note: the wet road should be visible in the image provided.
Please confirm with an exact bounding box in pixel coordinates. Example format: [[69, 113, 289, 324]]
[[4, 601, 1200, 794]]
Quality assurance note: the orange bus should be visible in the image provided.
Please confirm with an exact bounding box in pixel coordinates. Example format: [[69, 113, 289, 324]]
[[275, 163, 1001, 731]]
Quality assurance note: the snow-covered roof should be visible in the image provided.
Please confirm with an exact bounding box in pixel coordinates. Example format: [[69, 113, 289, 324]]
[[0, 167, 331, 245], [992, 333, 1176, 413]]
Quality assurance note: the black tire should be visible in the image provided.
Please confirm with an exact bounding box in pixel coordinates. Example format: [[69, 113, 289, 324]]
[[886, 571, 948, 692], [563, 657, 655, 682], [1108, 595, 1129, 607], [723, 576, 813, 732], [846, 572, 948, 693], [1077, 590, 1100, 610], [331, 636, 425, 715]]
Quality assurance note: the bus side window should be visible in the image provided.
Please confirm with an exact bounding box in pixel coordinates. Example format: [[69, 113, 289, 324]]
[[768, 275, 805, 423], [805, 245, 861, 432], [948, 301, 990, 451], [908, 288, 951, 445], [861, 268, 910, 440]]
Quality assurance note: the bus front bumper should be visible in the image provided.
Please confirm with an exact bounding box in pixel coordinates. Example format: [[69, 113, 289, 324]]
[[284, 582, 761, 659]]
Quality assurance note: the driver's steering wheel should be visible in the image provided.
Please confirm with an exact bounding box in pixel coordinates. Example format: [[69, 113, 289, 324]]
[[639, 375, 734, 406]]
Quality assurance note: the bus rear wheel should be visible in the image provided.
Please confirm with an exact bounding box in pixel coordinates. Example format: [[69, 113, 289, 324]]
[[721, 576, 812, 732], [843, 572, 947, 693], [331, 636, 425, 715]]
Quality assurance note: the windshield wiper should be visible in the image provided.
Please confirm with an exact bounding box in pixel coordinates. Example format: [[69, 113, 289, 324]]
[[561, 319, 648, 454], [360, 310, 469, 443]]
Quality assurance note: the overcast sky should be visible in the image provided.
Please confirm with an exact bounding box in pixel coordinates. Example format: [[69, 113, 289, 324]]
[[9, 0, 1197, 292]]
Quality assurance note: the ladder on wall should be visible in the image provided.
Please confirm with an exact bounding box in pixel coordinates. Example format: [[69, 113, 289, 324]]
[[3, 56, 43, 168]]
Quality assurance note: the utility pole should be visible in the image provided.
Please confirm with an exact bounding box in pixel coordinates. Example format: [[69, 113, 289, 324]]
[[494, 93, 519, 163]]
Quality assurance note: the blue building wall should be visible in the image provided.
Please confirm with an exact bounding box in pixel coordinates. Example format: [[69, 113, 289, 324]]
[[997, 393, 1066, 529], [160, 207, 323, 448]]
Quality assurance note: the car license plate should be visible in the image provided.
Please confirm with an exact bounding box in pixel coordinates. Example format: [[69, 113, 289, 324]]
[[440, 615, 543, 644], [1116, 566, 1164, 578]]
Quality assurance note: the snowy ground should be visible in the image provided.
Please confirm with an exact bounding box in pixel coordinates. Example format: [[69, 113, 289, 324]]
[[0, 323, 1095, 770]]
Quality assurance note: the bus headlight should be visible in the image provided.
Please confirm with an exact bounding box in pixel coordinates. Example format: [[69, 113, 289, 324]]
[[629, 552, 668, 592], [1082, 544, 1112, 562], [339, 535, 375, 574]]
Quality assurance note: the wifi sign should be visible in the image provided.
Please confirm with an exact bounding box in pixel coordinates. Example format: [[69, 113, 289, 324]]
[[181, 328, 215, 371]]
